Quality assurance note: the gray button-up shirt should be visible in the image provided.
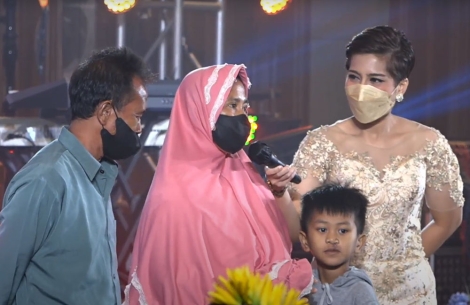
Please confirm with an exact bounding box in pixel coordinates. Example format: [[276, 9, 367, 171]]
[[0, 127, 121, 305]]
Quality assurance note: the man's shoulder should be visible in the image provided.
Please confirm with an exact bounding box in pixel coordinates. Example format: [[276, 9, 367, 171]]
[[22, 140, 77, 175], [6, 166, 66, 196], [7, 143, 70, 194]]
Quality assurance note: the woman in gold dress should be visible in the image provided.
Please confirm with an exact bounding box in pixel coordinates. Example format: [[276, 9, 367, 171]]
[[266, 25, 464, 304]]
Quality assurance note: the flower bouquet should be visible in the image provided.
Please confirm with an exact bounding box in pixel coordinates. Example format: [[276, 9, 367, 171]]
[[208, 266, 308, 305], [448, 292, 469, 305]]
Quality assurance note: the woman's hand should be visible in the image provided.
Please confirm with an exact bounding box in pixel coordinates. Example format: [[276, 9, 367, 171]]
[[265, 166, 297, 191]]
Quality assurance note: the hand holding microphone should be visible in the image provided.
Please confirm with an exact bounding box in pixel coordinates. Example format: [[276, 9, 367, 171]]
[[248, 142, 301, 197]]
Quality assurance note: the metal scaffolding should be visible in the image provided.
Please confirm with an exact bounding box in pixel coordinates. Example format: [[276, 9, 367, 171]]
[[117, 0, 225, 80], [2, 0, 17, 93]]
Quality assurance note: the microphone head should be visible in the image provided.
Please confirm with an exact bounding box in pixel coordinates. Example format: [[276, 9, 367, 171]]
[[248, 141, 273, 165], [248, 141, 301, 183]]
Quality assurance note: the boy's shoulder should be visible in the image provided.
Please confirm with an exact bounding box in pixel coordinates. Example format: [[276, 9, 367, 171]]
[[350, 280, 378, 303], [310, 267, 379, 305], [344, 267, 379, 304]]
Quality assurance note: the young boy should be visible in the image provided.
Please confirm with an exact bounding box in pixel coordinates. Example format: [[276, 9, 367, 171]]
[[299, 183, 379, 305]]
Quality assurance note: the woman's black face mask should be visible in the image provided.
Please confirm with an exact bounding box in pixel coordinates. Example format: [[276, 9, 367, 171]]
[[212, 114, 251, 154]]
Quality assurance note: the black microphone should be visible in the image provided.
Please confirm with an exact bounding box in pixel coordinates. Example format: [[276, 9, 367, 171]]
[[247, 141, 302, 184]]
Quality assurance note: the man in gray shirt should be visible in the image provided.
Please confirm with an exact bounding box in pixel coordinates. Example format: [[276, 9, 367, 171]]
[[0, 47, 152, 305]]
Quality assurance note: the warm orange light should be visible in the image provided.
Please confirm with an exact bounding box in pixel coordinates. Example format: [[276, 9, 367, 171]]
[[104, 0, 136, 14], [260, 0, 292, 15], [38, 0, 48, 9]]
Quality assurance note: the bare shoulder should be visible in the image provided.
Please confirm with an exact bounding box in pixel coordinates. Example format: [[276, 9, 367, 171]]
[[328, 118, 353, 132], [304, 120, 347, 140], [398, 117, 443, 141], [322, 118, 358, 142]]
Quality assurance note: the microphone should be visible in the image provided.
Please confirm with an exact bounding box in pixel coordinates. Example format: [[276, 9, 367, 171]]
[[247, 141, 302, 184]]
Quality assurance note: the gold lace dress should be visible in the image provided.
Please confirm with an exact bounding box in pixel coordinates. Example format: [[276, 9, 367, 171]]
[[292, 124, 464, 305]]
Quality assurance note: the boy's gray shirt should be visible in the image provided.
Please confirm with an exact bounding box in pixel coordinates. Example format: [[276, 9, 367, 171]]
[[309, 267, 379, 305]]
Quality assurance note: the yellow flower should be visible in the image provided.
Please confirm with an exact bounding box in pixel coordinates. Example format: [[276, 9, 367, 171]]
[[208, 266, 309, 305]]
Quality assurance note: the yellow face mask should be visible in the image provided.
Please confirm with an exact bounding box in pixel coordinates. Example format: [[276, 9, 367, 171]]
[[345, 84, 398, 124]]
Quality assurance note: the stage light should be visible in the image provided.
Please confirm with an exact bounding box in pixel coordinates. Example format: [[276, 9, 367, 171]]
[[246, 115, 259, 145], [104, 0, 136, 14], [260, 0, 292, 15], [38, 0, 48, 9]]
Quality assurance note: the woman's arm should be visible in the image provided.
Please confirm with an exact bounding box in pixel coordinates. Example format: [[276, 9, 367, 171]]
[[272, 187, 302, 242], [265, 129, 330, 243], [421, 130, 464, 257], [421, 207, 462, 257], [266, 165, 321, 242]]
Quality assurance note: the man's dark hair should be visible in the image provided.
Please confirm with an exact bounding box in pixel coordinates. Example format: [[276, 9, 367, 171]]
[[300, 183, 368, 235], [69, 47, 154, 120], [345, 25, 415, 85]]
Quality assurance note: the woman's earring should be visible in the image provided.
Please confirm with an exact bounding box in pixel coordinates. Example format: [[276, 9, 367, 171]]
[[396, 93, 404, 103]]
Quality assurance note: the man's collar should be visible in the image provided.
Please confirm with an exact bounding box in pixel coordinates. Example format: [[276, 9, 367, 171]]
[[58, 127, 103, 181]]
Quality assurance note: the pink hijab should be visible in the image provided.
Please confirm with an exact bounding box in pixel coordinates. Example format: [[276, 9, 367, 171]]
[[124, 64, 312, 305]]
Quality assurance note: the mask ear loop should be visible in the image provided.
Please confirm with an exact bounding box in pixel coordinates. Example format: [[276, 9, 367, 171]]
[[390, 85, 399, 99], [99, 103, 119, 130], [111, 104, 119, 118]]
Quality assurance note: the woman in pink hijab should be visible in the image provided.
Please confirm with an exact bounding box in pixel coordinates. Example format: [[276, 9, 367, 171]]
[[124, 64, 313, 304]]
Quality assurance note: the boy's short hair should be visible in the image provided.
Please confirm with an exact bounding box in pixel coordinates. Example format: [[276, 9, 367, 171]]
[[300, 183, 368, 235]]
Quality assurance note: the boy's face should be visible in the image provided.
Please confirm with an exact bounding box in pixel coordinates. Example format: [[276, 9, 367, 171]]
[[299, 212, 365, 270]]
